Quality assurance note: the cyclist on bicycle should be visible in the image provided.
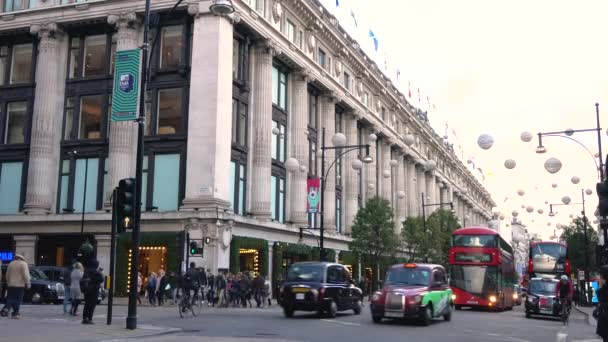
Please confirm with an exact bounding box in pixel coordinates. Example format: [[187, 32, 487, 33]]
[[556, 275, 573, 313], [181, 262, 201, 309]]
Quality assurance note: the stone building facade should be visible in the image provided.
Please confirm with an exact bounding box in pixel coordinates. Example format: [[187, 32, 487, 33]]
[[0, 0, 495, 290]]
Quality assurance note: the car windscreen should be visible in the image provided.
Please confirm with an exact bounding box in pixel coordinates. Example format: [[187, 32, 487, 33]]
[[450, 265, 498, 297], [385, 267, 430, 286], [30, 268, 49, 280], [529, 280, 557, 295], [287, 264, 324, 283], [452, 235, 497, 248]]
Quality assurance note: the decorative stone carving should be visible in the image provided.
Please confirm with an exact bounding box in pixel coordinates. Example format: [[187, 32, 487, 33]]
[[272, 1, 283, 23], [306, 31, 316, 53]]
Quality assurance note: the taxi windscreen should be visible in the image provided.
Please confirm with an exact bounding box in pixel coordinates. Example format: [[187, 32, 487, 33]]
[[385, 267, 430, 286], [287, 264, 324, 283]]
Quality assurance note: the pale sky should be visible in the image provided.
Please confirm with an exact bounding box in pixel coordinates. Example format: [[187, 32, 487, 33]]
[[323, 0, 608, 240]]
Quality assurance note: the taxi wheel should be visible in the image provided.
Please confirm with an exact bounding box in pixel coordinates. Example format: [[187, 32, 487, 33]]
[[353, 299, 363, 315], [421, 305, 433, 326], [327, 300, 338, 318], [283, 307, 294, 318], [443, 306, 452, 321]]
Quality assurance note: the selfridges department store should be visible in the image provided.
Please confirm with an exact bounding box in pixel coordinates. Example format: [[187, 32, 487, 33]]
[[0, 0, 494, 295]]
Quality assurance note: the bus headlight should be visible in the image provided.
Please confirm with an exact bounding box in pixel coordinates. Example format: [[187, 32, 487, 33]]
[[451, 294, 456, 301], [489, 295, 497, 303], [513, 293, 518, 300]]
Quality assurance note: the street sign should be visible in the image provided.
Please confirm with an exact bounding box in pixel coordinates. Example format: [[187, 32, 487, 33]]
[[111, 49, 141, 122], [307, 178, 320, 213]]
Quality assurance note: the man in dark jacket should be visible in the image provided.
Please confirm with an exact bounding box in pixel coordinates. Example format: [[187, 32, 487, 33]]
[[63, 262, 73, 314], [82, 260, 104, 324]]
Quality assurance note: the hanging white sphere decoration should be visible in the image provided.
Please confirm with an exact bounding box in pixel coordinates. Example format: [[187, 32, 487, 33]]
[[403, 134, 415, 146], [517, 190, 525, 196], [571, 176, 580, 185], [556, 224, 562, 230], [331, 133, 347, 147], [504, 159, 516, 169], [477, 134, 494, 150], [425, 160, 437, 171], [382, 170, 391, 178], [561, 196, 571, 205], [569, 214, 574, 218], [390, 159, 399, 167], [351, 159, 363, 170], [547, 222, 552, 226], [284, 158, 300, 172], [552, 183, 558, 188], [367, 183, 375, 190], [520, 131, 533, 143], [544, 157, 563, 174], [397, 191, 406, 199], [506, 224, 510, 227], [368, 133, 378, 142], [512, 210, 519, 217], [537, 209, 544, 214], [521, 205, 526, 209], [545, 201, 549, 204], [500, 215, 505, 220], [586, 189, 593, 195], [526, 206, 534, 213], [299, 165, 307, 173]]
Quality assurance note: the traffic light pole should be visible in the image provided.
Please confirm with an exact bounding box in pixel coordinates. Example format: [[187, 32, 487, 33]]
[[107, 188, 118, 325], [185, 232, 190, 269], [126, 0, 150, 330]]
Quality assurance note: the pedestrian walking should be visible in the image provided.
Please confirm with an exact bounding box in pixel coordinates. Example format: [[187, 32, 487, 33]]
[[253, 273, 263, 308], [69, 262, 84, 316], [168, 271, 179, 305], [216, 271, 227, 308], [156, 269, 167, 306], [62, 263, 73, 314], [137, 272, 143, 305], [0, 254, 30, 319], [82, 260, 104, 324], [206, 270, 215, 306], [264, 276, 271, 307], [146, 272, 157, 306]]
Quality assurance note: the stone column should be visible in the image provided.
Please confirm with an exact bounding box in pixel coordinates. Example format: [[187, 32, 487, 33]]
[[104, 13, 140, 206], [14, 235, 37, 264], [321, 94, 336, 231], [395, 151, 406, 233], [95, 234, 111, 274], [415, 162, 426, 216], [24, 23, 67, 214], [365, 128, 377, 200], [267, 241, 274, 299], [381, 141, 392, 202], [182, 12, 234, 212], [288, 71, 309, 225], [247, 41, 277, 219], [343, 112, 359, 234], [425, 172, 435, 216], [406, 157, 417, 218]]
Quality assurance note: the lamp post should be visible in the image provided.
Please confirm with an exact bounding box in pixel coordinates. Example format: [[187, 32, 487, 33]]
[[67, 151, 94, 259], [319, 128, 372, 261], [421, 192, 454, 262], [297, 227, 320, 248], [548, 189, 591, 305]]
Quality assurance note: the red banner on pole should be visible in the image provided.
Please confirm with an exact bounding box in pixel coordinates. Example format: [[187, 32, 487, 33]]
[[307, 178, 321, 214]]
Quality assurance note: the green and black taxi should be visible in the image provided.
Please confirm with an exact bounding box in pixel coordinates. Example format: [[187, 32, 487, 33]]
[[370, 263, 453, 326], [279, 262, 363, 318]]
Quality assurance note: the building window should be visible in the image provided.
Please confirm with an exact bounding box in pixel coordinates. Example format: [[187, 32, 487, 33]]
[[381, 107, 386, 121], [343, 72, 350, 92], [318, 48, 326, 69], [63, 95, 105, 141], [248, 0, 265, 14], [232, 99, 248, 147], [0, 161, 23, 214], [229, 160, 246, 215], [160, 25, 184, 70], [68, 35, 111, 79], [0, 43, 33, 85], [286, 19, 296, 43], [152, 154, 180, 212], [308, 90, 318, 177], [271, 175, 285, 223], [272, 65, 287, 111], [57, 157, 101, 213], [297, 29, 304, 49], [309, 140, 317, 177], [362, 92, 369, 107], [157, 88, 183, 135], [3, 0, 35, 12], [232, 37, 249, 82], [271, 120, 286, 162], [308, 92, 318, 131], [2, 101, 27, 144], [336, 196, 342, 233]]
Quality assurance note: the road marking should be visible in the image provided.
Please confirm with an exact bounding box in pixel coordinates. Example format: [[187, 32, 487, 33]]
[[486, 333, 530, 342], [555, 326, 567, 342], [320, 319, 361, 326]]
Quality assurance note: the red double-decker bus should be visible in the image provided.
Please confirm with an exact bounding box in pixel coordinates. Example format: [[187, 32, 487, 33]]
[[527, 241, 570, 282], [449, 227, 518, 311]]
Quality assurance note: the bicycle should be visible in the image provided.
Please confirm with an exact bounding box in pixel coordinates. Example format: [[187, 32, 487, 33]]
[[178, 286, 202, 318], [559, 298, 570, 325]]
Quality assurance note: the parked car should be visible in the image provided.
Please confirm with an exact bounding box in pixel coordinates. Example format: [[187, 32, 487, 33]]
[[35, 265, 106, 304], [279, 262, 363, 318], [370, 263, 453, 326], [1, 265, 64, 304], [525, 277, 562, 319]]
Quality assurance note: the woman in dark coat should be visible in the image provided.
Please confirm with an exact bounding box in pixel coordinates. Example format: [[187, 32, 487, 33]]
[[82, 260, 104, 324], [597, 265, 608, 341]]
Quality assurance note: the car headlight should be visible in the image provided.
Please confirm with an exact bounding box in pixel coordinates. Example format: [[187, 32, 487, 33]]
[[310, 289, 318, 298], [413, 295, 422, 303], [451, 294, 456, 301], [371, 292, 382, 301], [513, 293, 518, 300], [527, 296, 535, 303], [47, 284, 52, 290], [489, 295, 497, 303]]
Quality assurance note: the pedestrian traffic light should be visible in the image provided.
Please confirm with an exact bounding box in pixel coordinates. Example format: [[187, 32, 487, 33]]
[[597, 182, 608, 220], [189, 241, 202, 255], [116, 178, 136, 234]]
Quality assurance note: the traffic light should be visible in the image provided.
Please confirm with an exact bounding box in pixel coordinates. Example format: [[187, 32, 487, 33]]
[[598, 182, 608, 219], [189, 241, 202, 255], [116, 178, 136, 233]]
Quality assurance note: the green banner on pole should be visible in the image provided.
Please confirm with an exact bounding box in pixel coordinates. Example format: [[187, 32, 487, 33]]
[[111, 49, 141, 122]]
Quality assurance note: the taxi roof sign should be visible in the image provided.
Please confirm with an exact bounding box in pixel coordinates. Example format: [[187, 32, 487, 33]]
[[404, 263, 417, 268]]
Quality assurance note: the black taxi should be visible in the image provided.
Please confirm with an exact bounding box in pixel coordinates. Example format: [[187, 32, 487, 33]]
[[279, 262, 363, 318]]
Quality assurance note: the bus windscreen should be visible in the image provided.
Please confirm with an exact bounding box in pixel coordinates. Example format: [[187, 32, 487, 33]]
[[530, 243, 567, 274]]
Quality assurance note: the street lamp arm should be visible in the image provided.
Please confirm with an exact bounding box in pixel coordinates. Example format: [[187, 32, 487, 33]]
[[540, 128, 599, 136], [543, 134, 600, 179], [322, 145, 369, 187]]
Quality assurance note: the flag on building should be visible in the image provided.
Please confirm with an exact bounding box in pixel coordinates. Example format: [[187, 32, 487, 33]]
[[369, 30, 378, 51]]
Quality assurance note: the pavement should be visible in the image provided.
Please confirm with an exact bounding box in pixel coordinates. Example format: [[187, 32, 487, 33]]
[[0, 301, 603, 342]]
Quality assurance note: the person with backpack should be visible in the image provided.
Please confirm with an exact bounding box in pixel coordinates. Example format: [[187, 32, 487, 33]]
[[70, 262, 84, 316], [81, 260, 104, 324], [0, 254, 30, 319], [180, 263, 201, 311]]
